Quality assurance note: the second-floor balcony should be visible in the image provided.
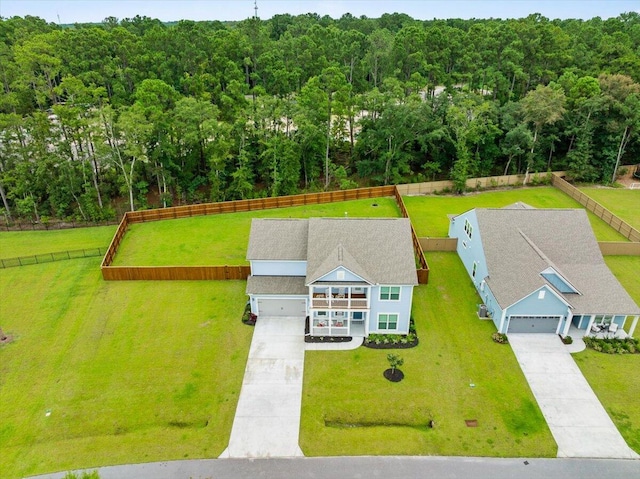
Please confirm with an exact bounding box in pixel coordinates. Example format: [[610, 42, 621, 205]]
[[311, 285, 369, 309]]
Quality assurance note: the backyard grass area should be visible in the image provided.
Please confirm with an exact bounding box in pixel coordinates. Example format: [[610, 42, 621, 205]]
[[605, 256, 640, 306], [0, 225, 117, 258], [403, 186, 627, 241], [112, 197, 399, 266], [300, 252, 556, 457], [0, 259, 251, 479], [579, 187, 640, 231]]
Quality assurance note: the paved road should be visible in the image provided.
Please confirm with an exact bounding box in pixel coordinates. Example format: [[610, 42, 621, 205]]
[[508, 334, 638, 459], [29, 456, 640, 479], [219, 316, 305, 458]]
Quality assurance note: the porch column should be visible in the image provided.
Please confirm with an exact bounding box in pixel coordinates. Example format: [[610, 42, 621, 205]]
[[498, 310, 507, 334], [629, 315, 639, 338], [562, 308, 572, 337], [585, 314, 596, 335]]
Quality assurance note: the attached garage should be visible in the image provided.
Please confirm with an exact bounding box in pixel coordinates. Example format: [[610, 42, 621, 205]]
[[507, 315, 561, 333], [256, 297, 307, 317]]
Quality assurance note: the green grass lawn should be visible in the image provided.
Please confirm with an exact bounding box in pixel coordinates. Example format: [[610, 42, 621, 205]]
[[574, 352, 640, 454], [574, 255, 640, 455], [0, 225, 117, 259], [0, 260, 252, 479], [112, 198, 400, 266], [605, 256, 640, 306], [579, 187, 640, 231], [300, 252, 556, 457], [404, 186, 628, 241]]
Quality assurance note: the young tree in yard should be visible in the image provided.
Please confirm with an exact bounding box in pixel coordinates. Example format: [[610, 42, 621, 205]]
[[385, 353, 404, 382], [520, 83, 566, 184], [387, 354, 404, 374]]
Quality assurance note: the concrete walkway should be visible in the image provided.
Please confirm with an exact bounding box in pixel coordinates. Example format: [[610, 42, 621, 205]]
[[219, 316, 305, 458], [508, 334, 638, 459]]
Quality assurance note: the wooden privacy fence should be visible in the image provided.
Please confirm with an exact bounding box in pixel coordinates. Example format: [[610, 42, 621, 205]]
[[101, 184, 411, 281], [419, 238, 458, 252], [598, 242, 640, 256], [102, 265, 251, 281], [125, 186, 395, 224], [395, 173, 536, 195], [101, 215, 129, 268], [552, 173, 640, 242], [2, 247, 107, 268], [394, 186, 430, 284]]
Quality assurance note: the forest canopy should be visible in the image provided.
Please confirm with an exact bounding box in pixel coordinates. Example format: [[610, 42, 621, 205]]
[[0, 12, 639, 221]]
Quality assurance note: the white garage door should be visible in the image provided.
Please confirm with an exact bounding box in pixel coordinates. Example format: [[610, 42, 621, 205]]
[[257, 298, 307, 317], [508, 315, 561, 333]]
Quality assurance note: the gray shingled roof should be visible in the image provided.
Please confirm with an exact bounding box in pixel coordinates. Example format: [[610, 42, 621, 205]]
[[246, 219, 308, 260], [246, 217, 418, 286], [305, 218, 418, 285], [246, 276, 308, 295], [475, 208, 640, 315]]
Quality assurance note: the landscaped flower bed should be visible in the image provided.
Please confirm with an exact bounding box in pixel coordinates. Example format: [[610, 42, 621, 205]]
[[364, 318, 419, 349], [583, 336, 639, 354], [241, 303, 256, 326]]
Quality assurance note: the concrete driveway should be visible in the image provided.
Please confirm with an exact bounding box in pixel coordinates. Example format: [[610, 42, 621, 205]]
[[508, 334, 638, 459], [220, 316, 305, 458]]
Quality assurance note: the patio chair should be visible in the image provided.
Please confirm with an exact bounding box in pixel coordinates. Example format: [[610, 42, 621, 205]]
[[608, 323, 618, 337], [590, 324, 601, 333]]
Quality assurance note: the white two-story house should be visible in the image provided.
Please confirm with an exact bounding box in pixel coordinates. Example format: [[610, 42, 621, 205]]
[[246, 217, 418, 337]]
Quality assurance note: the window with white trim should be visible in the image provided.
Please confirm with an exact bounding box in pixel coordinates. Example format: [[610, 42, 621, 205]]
[[464, 219, 473, 239], [379, 286, 401, 301], [378, 313, 399, 330], [538, 290, 546, 299]]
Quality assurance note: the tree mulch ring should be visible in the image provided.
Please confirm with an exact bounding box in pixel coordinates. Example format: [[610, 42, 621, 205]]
[[383, 368, 404, 382], [0, 334, 14, 345], [465, 419, 478, 427]]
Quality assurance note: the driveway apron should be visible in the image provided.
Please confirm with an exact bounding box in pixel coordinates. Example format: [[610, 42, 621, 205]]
[[508, 334, 638, 459], [220, 316, 305, 458]]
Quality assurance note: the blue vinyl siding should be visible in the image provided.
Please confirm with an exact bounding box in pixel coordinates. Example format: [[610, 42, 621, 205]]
[[448, 211, 489, 291], [251, 260, 306, 276], [506, 286, 568, 318], [369, 285, 413, 334]]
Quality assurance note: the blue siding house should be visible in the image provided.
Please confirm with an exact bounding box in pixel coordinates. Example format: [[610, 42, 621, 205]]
[[449, 204, 640, 337], [246, 218, 418, 337]]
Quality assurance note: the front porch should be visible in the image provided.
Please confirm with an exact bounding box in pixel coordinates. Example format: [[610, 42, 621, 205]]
[[569, 314, 638, 340], [307, 310, 367, 337]]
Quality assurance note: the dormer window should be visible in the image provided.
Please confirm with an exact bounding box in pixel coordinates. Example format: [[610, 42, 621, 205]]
[[540, 267, 580, 294]]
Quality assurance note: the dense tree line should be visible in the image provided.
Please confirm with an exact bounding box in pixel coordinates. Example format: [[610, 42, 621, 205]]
[[0, 12, 639, 221]]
